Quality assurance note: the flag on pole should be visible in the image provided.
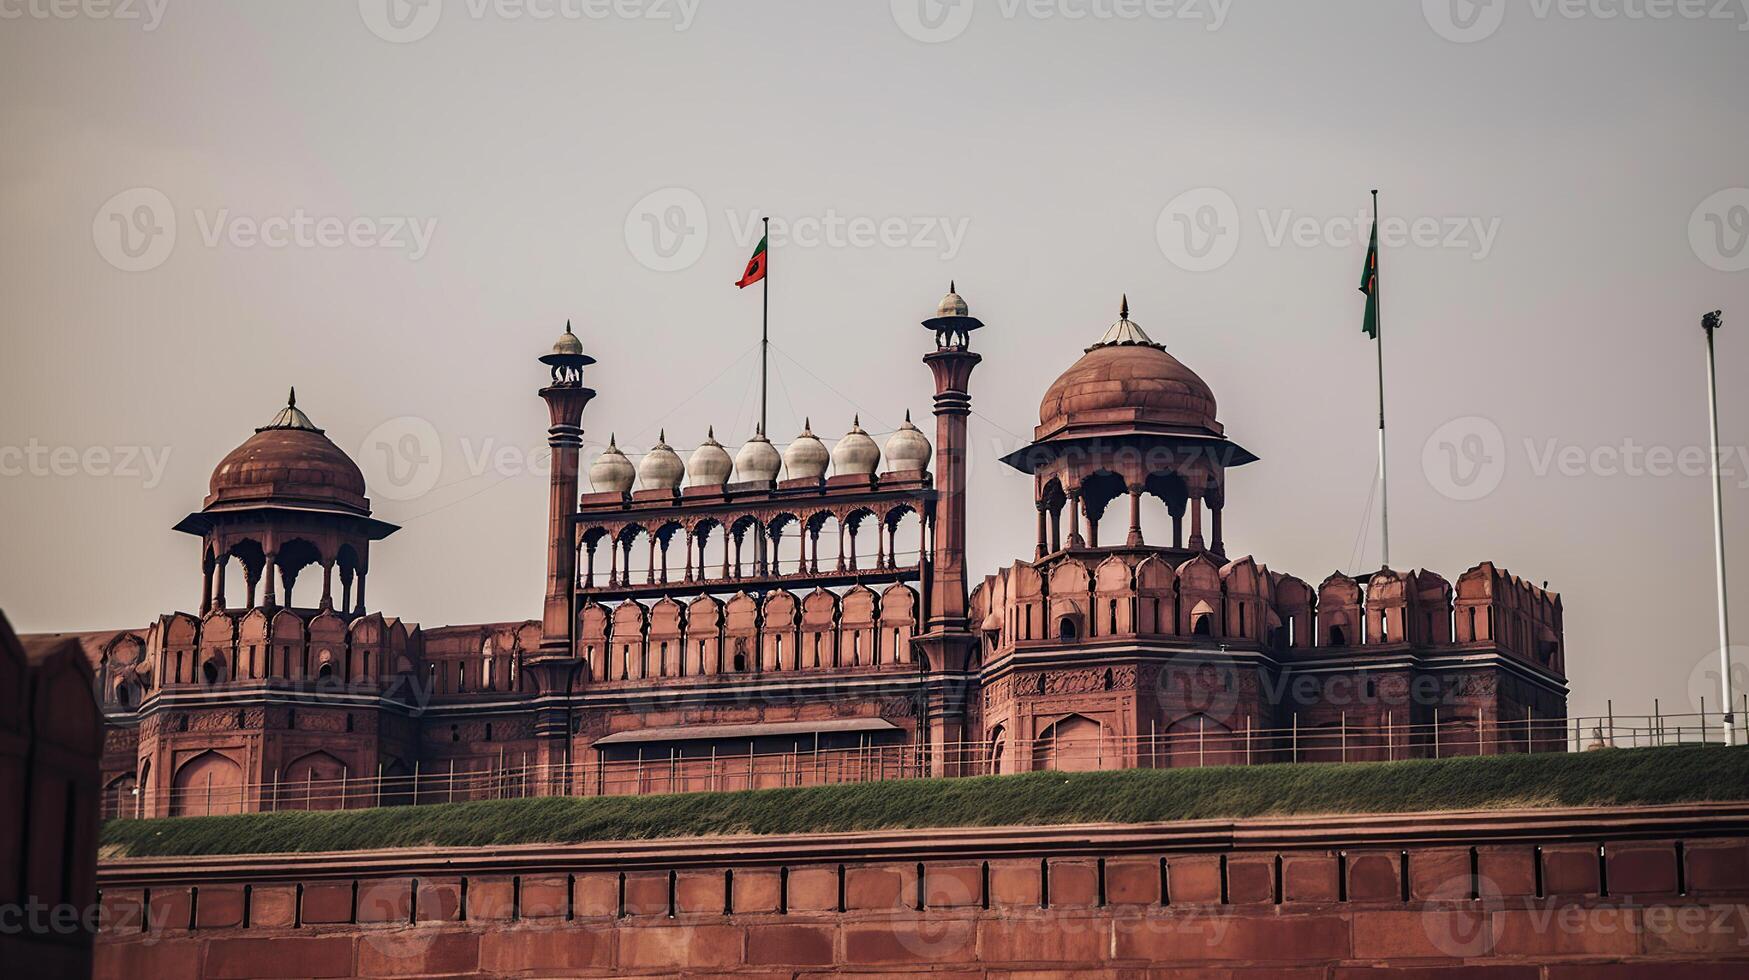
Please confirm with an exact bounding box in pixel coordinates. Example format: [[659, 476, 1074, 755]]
[[736, 235, 768, 288], [1358, 218, 1380, 339]]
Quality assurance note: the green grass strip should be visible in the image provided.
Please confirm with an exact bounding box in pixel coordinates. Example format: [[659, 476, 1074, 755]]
[[100, 744, 1749, 858]]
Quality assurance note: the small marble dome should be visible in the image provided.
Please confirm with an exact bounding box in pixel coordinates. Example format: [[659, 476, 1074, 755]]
[[733, 426, 782, 484], [686, 427, 734, 487], [935, 284, 969, 319], [783, 419, 830, 481], [588, 435, 635, 494], [637, 430, 686, 490], [549, 320, 586, 357], [884, 411, 932, 473], [831, 416, 881, 476]]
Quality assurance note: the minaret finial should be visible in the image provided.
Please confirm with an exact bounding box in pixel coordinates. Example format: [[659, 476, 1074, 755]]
[[658, 428, 666, 443], [707, 425, 715, 439], [608, 433, 617, 449], [949, 279, 956, 293], [565, 319, 574, 335], [853, 413, 860, 426], [904, 409, 912, 423], [1120, 293, 1129, 320], [803, 416, 812, 432], [288, 386, 297, 408]]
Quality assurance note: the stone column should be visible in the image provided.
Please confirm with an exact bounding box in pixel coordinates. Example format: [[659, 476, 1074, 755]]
[[262, 553, 278, 608], [353, 568, 366, 615], [1066, 489, 1084, 549], [1127, 486, 1144, 547], [1188, 494, 1205, 551], [1035, 504, 1048, 559]]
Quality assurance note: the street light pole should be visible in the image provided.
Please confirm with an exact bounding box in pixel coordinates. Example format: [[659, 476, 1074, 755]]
[[1702, 311, 1735, 746]]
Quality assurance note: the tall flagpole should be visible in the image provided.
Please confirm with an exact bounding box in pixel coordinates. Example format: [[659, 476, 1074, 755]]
[[1703, 311, 1735, 745], [760, 215, 770, 437], [1373, 189, 1391, 569]]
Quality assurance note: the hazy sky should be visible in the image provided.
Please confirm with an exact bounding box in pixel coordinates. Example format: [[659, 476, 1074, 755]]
[[2, 1, 1745, 723]]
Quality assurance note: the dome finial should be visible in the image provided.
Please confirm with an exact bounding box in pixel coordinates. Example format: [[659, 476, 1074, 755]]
[[608, 433, 617, 449], [288, 386, 297, 408], [1120, 293, 1129, 320], [949, 279, 956, 293], [658, 428, 667, 443], [707, 425, 715, 439]]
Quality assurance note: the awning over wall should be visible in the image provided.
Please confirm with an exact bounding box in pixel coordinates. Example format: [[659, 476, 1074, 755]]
[[592, 718, 902, 746]]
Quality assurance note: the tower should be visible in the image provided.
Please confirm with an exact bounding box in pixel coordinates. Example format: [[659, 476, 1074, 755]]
[[530, 322, 596, 793], [533, 321, 597, 666], [914, 284, 983, 774]]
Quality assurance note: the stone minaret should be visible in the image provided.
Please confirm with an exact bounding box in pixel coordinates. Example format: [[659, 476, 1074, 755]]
[[531, 322, 595, 793], [915, 284, 983, 775]]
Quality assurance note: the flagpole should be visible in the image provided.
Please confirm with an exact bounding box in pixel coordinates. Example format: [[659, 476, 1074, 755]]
[[1373, 189, 1390, 569], [1703, 310, 1735, 746], [760, 215, 770, 437]]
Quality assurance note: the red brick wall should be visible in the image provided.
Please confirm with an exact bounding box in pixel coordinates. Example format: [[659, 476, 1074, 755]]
[[95, 806, 1749, 978]]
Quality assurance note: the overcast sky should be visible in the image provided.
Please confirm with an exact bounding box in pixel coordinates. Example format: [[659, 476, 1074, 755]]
[[2, 1, 1746, 722]]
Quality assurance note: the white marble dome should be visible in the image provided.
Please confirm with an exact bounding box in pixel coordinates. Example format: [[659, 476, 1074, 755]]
[[589, 435, 635, 493], [733, 427, 782, 484], [686, 427, 733, 487], [783, 419, 829, 481], [637, 430, 685, 490], [884, 411, 932, 473], [831, 416, 881, 476]]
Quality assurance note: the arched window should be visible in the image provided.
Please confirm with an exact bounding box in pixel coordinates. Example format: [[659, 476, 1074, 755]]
[[1192, 613, 1212, 637], [1328, 624, 1347, 646], [482, 639, 495, 691], [1058, 617, 1077, 641], [317, 661, 334, 681]]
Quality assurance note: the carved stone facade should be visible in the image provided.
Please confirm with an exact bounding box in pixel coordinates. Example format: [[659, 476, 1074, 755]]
[[34, 290, 1567, 816]]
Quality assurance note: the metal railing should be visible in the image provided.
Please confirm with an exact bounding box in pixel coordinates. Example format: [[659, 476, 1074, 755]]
[[103, 704, 1748, 821]]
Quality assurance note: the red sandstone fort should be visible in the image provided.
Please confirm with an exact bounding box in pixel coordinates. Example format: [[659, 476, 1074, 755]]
[[37, 288, 1569, 817]]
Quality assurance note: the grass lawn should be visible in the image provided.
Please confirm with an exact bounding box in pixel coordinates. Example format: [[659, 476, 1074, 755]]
[[101, 744, 1749, 858]]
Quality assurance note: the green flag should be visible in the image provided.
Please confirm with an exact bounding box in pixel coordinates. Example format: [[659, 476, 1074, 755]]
[[1359, 218, 1379, 339]]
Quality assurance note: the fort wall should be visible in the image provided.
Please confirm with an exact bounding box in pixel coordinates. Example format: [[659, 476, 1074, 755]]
[[95, 803, 1749, 978]]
